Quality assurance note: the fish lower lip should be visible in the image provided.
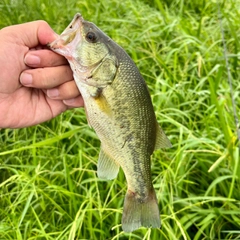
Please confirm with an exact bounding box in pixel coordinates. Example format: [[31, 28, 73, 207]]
[[47, 41, 57, 49], [47, 40, 62, 51]]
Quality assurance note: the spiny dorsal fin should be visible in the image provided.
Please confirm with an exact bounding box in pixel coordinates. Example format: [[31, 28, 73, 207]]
[[154, 123, 172, 150], [97, 147, 119, 180]]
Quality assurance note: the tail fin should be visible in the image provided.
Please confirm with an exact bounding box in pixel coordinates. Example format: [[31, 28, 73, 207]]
[[121, 188, 160, 232]]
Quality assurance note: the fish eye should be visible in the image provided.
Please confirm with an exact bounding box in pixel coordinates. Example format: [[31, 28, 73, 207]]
[[86, 32, 97, 43]]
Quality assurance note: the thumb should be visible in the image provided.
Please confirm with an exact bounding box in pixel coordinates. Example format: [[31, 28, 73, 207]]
[[6, 20, 58, 48]]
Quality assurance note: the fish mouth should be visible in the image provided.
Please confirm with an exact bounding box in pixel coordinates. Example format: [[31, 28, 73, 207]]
[[48, 13, 84, 59]]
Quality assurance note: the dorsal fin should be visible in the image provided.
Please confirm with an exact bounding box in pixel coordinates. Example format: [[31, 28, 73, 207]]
[[154, 123, 172, 150]]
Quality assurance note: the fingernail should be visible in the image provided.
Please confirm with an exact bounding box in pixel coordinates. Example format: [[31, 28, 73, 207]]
[[63, 98, 75, 105], [47, 88, 59, 98], [20, 73, 33, 85], [25, 54, 41, 66]]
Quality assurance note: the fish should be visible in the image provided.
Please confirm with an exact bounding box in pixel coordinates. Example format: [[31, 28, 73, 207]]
[[49, 13, 171, 232]]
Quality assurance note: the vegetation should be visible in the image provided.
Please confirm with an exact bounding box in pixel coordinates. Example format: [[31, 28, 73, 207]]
[[0, 0, 239, 239]]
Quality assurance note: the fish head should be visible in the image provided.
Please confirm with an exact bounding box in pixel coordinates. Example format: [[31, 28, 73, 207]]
[[49, 13, 112, 68]]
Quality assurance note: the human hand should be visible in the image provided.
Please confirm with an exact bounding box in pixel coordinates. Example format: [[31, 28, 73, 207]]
[[0, 20, 83, 129]]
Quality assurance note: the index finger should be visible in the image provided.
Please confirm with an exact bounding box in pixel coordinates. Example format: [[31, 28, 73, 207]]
[[25, 49, 68, 68]]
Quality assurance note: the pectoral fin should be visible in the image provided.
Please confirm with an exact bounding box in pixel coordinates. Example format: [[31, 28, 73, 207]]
[[86, 55, 118, 87], [154, 123, 172, 150], [97, 147, 119, 180]]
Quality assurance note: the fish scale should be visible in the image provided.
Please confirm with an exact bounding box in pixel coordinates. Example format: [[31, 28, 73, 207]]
[[49, 13, 171, 233]]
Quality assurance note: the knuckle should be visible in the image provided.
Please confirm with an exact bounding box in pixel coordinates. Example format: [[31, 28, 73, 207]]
[[34, 68, 49, 88]]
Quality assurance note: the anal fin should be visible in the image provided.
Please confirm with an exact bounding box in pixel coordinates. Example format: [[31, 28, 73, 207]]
[[97, 147, 119, 180]]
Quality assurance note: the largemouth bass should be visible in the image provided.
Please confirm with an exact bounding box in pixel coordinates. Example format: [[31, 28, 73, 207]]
[[49, 13, 171, 232]]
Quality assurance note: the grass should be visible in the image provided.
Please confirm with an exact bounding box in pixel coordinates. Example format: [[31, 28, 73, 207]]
[[0, 0, 240, 239]]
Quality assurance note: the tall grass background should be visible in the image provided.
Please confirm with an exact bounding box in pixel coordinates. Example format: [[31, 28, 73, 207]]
[[0, 0, 239, 239]]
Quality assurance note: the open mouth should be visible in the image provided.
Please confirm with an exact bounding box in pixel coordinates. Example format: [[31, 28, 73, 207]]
[[48, 13, 84, 59]]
